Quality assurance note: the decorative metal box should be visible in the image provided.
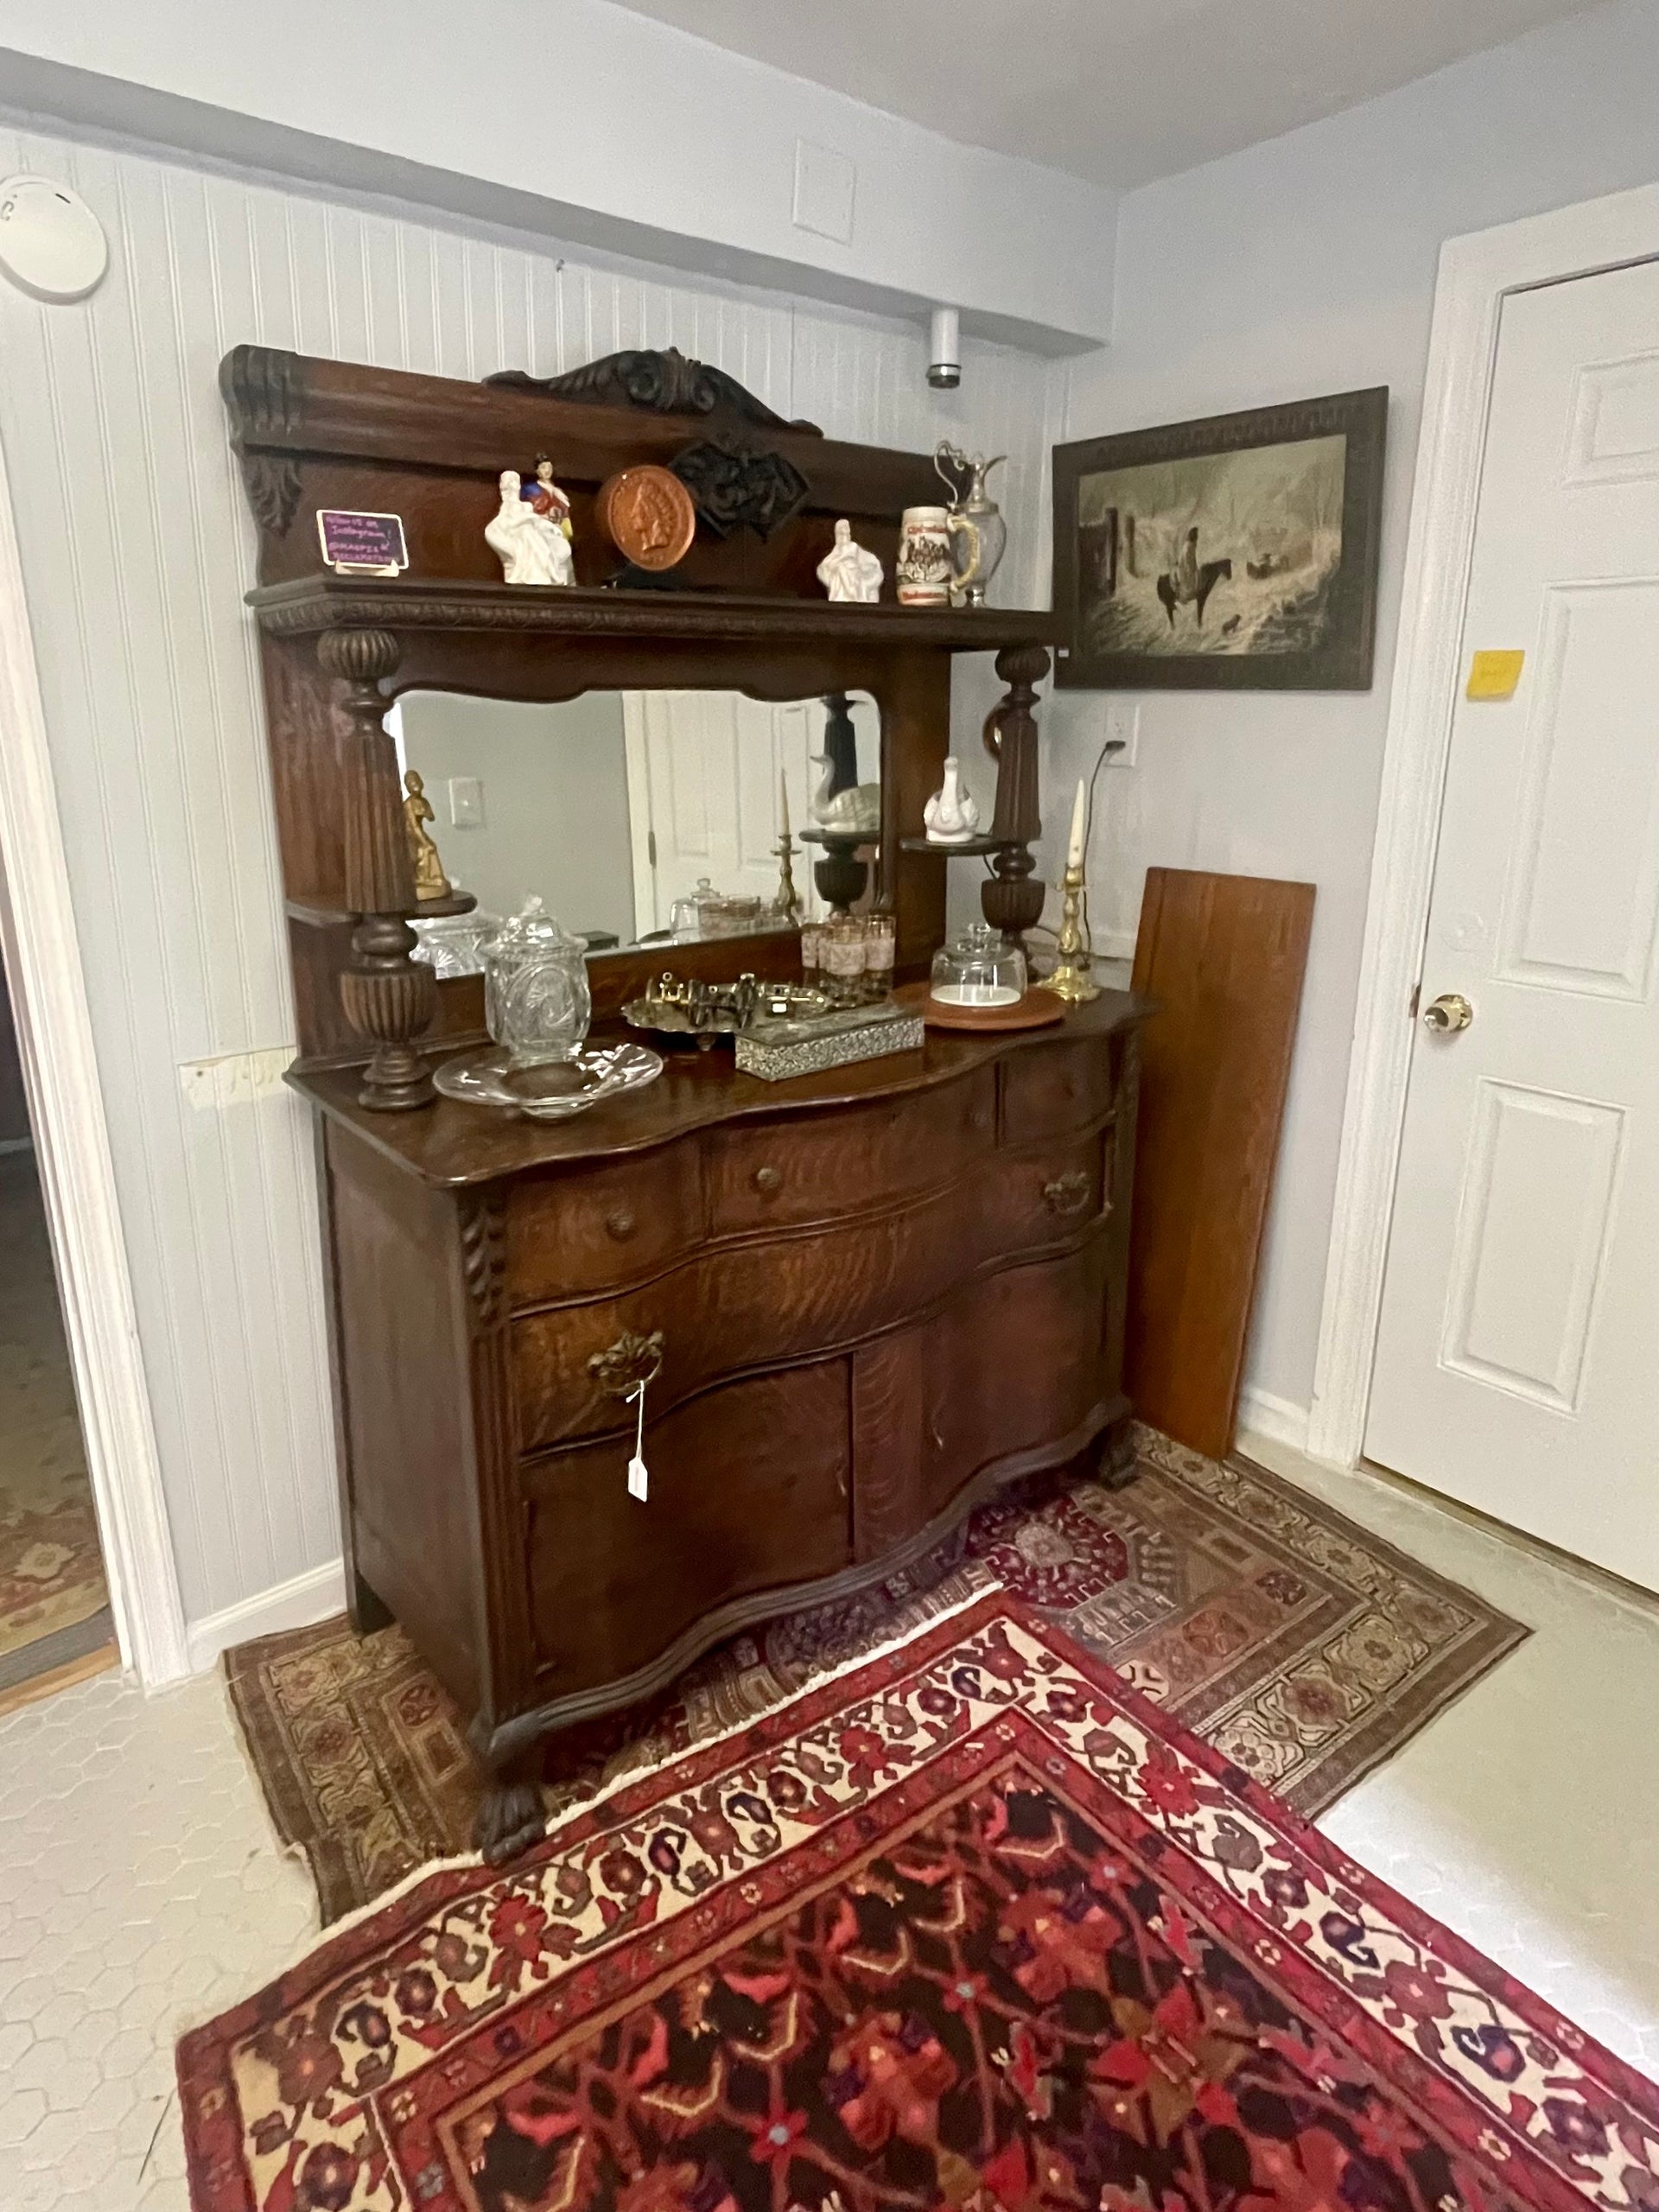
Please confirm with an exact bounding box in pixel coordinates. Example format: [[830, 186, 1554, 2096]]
[[734, 999, 924, 1083]]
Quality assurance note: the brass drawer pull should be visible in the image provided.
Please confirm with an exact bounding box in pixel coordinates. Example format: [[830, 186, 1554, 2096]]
[[751, 1164, 784, 1194], [1042, 1170, 1091, 1217], [588, 1328, 664, 1396], [605, 1208, 638, 1242]]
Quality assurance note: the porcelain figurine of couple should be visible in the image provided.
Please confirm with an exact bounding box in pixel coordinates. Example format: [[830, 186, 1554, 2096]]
[[486, 457, 576, 586]]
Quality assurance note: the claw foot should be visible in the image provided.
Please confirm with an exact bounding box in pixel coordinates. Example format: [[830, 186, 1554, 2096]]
[[1097, 1417, 1140, 1491], [474, 1779, 546, 1865]]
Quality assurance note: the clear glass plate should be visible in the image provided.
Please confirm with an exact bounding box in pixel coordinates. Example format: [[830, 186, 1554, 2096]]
[[433, 1041, 664, 1119]]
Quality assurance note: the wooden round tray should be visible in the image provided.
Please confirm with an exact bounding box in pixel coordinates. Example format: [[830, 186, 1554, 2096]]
[[894, 981, 1066, 1033]]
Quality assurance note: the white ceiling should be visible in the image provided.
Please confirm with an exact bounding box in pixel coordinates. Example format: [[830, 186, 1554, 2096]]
[[607, 0, 1599, 189]]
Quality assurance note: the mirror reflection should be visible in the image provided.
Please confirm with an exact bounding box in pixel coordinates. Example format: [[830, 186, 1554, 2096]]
[[391, 688, 880, 972]]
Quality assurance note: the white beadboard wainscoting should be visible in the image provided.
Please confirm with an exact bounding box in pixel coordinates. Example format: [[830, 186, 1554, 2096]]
[[0, 116, 1061, 1664]]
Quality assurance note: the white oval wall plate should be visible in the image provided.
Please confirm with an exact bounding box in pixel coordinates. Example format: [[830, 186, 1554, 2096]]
[[0, 175, 109, 302]]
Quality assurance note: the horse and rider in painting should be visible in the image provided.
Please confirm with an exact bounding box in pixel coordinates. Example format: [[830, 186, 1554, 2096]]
[[1156, 527, 1234, 627], [1071, 429, 1350, 662]]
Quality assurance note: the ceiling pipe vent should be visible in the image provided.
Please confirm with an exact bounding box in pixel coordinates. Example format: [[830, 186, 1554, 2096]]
[[926, 305, 961, 390]]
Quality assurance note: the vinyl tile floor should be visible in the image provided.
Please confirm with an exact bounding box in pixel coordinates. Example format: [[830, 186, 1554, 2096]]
[[0, 1433, 1656, 2209]]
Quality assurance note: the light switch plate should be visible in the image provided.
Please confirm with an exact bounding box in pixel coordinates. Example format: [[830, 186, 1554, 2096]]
[[448, 775, 484, 829], [792, 139, 855, 244], [1104, 699, 1140, 766]]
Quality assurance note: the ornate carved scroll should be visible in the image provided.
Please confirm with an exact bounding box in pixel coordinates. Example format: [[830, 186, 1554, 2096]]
[[486, 347, 821, 435], [671, 440, 810, 539], [220, 345, 309, 538], [318, 626, 436, 1110]]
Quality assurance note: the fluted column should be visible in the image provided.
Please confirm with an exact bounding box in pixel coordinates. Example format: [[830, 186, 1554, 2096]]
[[319, 626, 436, 1110]]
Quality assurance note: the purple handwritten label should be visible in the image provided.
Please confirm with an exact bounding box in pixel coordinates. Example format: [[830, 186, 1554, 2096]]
[[316, 510, 409, 573]]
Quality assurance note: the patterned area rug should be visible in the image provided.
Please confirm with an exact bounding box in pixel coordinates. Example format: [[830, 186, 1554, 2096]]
[[0, 1154, 108, 1665], [226, 1434, 1524, 1922], [180, 1591, 1654, 2212]]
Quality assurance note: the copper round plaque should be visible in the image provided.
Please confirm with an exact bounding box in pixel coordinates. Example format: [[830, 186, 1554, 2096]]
[[594, 465, 697, 572]]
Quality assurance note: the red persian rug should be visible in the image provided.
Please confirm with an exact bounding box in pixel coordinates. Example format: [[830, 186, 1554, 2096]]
[[179, 1594, 1656, 2212]]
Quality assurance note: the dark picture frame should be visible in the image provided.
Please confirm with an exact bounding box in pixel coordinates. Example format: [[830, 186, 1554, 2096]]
[[1052, 386, 1388, 690]]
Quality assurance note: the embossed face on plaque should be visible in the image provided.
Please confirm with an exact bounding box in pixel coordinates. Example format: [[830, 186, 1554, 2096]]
[[392, 689, 880, 969], [594, 465, 698, 572]]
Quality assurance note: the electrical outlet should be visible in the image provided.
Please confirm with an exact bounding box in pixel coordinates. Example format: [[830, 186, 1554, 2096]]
[[448, 775, 484, 829], [1105, 699, 1140, 766]]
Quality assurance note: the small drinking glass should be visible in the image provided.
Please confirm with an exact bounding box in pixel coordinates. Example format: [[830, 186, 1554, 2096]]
[[798, 921, 823, 990], [821, 915, 867, 1009], [861, 913, 896, 1001]]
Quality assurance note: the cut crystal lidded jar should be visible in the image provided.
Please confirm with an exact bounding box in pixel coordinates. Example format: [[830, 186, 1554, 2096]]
[[483, 896, 592, 1065], [930, 920, 1027, 1008]]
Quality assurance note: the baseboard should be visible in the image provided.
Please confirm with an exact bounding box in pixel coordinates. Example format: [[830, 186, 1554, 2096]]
[[1237, 1385, 1312, 1457], [185, 1556, 346, 1675]]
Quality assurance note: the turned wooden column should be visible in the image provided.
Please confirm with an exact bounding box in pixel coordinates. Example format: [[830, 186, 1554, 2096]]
[[320, 626, 437, 1110], [981, 642, 1049, 945]]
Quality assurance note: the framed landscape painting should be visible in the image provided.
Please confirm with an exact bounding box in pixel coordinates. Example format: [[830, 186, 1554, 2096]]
[[1052, 386, 1388, 690]]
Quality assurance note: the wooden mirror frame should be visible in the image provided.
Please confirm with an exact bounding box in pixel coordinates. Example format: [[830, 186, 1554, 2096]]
[[223, 345, 1062, 1109]]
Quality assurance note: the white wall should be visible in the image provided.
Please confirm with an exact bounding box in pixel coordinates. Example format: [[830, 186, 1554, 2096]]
[[1042, 0, 1659, 1429], [0, 0, 1117, 351], [0, 117, 1055, 1644], [399, 693, 636, 942]]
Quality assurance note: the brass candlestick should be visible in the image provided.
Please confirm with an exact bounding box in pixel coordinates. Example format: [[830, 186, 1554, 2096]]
[[772, 830, 803, 924], [1038, 861, 1099, 1003]]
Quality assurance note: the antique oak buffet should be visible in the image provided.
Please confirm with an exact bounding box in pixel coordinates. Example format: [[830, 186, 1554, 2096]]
[[222, 343, 1145, 1859]]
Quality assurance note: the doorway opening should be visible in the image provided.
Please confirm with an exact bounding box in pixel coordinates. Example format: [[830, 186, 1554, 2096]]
[[0, 950, 116, 1711]]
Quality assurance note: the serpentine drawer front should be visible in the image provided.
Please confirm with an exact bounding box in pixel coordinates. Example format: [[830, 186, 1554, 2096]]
[[511, 1126, 1115, 1452], [704, 1066, 996, 1235], [1001, 1038, 1118, 1145], [507, 1144, 702, 1304]]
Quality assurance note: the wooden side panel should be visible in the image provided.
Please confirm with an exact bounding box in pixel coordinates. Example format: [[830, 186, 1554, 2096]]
[[1126, 867, 1315, 1459], [327, 1129, 484, 1710]]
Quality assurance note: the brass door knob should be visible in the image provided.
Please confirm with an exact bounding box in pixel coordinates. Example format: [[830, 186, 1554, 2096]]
[[1421, 992, 1474, 1034]]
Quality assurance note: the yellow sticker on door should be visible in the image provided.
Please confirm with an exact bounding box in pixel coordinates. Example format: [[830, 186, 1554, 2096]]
[[1466, 649, 1526, 700]]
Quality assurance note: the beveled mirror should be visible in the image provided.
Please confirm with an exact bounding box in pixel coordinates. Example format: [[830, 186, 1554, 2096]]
[[392, 687, 881, 974]]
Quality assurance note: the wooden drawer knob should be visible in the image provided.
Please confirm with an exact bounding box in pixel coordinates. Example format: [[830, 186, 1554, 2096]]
[[751, 1165, 784, 1194], [605, 1209, 638, 1242]]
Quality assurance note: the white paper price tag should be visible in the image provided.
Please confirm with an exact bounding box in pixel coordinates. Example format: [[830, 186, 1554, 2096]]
[[627, 1382, 648, 1503]]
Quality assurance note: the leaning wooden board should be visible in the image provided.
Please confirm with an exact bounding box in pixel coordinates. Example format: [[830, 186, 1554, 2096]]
[[1125, 868, 1315, 1460]]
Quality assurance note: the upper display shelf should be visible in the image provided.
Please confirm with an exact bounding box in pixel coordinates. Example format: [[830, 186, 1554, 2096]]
[[245, 574, 1064, 652]]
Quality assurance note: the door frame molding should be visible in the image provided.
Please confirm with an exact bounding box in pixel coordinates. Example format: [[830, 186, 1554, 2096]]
[[0, 429, 189, 1685], [1307, 181, 1659, 1471]]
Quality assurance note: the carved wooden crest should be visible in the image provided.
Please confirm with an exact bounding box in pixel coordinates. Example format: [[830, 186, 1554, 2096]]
[[486, 346, 821, 436]]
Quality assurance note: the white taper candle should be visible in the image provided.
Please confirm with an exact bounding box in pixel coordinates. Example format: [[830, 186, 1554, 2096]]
[[1065, 776, 1087, 871]]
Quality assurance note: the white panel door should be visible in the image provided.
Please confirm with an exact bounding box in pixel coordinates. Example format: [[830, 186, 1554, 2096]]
[[1367, 259, 1659, 1590], [621, 693, 823, 933]]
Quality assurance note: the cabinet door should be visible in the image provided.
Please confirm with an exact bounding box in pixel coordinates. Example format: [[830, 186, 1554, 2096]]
[[523, 1360, 851, 1700], [850, 1241, 1113, 1563]]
